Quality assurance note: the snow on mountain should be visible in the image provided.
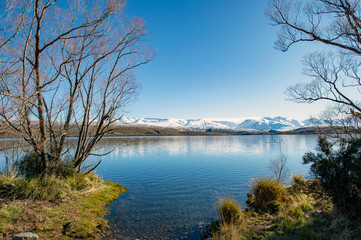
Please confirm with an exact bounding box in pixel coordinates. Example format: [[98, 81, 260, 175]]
[[117, 116, 323, 131]]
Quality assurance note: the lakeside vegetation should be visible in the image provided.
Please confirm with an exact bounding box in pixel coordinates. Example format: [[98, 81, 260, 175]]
[[211, 175, 361, 240], [0, 173, 126, 239]]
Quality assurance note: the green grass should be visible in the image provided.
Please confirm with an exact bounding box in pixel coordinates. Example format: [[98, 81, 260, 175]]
[[0, 202, 22, 235]]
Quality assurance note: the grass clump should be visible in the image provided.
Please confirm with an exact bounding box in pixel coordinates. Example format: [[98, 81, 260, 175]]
[[247, 177, 285, 213], [211, 198, 254, 240], [218, 198, 242, 224]]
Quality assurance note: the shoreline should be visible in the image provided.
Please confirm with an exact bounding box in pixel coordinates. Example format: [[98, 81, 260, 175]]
[[0, 125, 333, 139], [0, 174, 126, 240]]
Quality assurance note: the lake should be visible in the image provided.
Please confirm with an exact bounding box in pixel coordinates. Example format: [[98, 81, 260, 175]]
[[88, 135, 318, 240]]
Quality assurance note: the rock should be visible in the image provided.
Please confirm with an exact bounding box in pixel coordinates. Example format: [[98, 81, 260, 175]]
[[13, 232, 38, 240]]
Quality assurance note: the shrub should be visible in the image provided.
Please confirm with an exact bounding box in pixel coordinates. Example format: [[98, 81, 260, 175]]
[[218, 197, 242, 224], [17, 152, 43, 178], [247, 177, 284, 213], [17, 152, 75, 178], [303, 136, 361, 215]]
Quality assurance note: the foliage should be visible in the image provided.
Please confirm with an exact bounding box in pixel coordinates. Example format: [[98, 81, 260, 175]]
[[16, 152, 75, 179], [247, 178, 285, 213], [303, 136, 361, 214]]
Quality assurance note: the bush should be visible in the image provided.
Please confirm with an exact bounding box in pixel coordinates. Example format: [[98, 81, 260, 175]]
[[17, 152, 75, 178], [17, 152, 42, 178], [247, 177, 284, 213], [218, 198, 242, 224], [303, 136, 361, 215]]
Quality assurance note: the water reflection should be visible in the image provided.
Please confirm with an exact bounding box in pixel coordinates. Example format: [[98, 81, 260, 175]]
[[97, 135, 315, 159]]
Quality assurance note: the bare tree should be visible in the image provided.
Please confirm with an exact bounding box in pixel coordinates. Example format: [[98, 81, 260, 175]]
[[269, 153, 290, 182], [266, 0, 361, 121], [0, 0, 153, 174], [0, 0, 27, 50]]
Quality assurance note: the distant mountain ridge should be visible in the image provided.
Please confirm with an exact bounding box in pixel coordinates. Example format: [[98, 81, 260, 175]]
[[117, 116, 328, 132]]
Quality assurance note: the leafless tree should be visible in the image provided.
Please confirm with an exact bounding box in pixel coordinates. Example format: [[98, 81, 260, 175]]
[[0, 0, 153, 174], [269, 153, 290, 182], [266, 0, 361, 123]]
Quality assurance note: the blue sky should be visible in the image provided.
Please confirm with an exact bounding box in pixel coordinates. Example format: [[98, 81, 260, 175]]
[[124, 0, 327, 120]]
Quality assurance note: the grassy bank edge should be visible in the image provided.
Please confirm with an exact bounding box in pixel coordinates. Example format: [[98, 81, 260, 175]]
[[211, 177, 361, 240], [0, 176, 126, 240]]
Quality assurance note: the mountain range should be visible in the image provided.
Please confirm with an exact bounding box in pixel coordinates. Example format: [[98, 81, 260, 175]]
[[117, 116, 328, 132]]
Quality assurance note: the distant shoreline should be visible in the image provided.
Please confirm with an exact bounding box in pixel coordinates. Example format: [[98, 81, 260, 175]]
[[0, 125, 331, 139]]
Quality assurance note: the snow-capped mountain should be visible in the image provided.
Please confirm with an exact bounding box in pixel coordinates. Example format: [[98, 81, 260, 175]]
[[117, 116, 327, 131]]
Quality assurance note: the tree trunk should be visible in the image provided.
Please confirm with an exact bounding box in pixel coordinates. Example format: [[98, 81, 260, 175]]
[[35, 0, 48, 173]]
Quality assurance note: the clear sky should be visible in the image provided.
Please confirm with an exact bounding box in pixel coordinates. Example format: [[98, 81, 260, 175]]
[[124, 0, 327, 121]]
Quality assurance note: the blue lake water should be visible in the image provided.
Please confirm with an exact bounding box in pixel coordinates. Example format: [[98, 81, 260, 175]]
[[0, 135, 318, 239], [89, 135, 318, 240]]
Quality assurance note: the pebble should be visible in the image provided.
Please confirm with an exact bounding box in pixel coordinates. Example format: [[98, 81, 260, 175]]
[[13, 232, 38, 240]]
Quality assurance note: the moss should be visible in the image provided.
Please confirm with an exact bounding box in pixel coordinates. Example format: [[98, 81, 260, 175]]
[[0, 175, 126, 239], [58, 181, 126, 239]]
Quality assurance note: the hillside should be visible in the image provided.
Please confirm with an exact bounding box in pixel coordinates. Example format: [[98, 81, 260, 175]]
[[0, 116, 332, 138]]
